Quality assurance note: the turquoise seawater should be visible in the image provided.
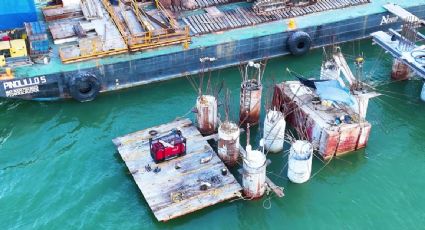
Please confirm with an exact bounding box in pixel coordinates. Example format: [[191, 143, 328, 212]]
[[1, 40, 425, 229]]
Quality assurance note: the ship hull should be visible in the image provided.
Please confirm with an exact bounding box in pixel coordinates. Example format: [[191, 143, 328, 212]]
[[1, 5, 424, 101]]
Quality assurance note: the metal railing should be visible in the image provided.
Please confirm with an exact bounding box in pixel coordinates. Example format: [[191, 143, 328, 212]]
[[100, 0, 129, 46], [128, 26, 190, 51], [58, 45, 127, 64], [57, 0, 191, 63]]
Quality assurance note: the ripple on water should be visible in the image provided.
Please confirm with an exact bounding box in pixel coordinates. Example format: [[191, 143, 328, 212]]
[[3, 40, 425, 229]]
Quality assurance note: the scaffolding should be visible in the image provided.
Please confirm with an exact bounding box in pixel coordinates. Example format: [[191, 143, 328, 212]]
[[50, 0, 191, 63], [101, 0, 190, 52]]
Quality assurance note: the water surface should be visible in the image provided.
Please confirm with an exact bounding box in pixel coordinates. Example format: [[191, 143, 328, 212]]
[[1, 41, 425, 229]]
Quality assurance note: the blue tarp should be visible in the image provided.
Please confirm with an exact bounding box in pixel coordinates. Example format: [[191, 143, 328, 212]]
[[0, 0, 37, 30], [314, 80, 357, 106]]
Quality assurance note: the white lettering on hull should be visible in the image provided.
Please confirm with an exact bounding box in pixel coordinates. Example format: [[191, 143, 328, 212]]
[[5, 85, 40, 97], [380, 15, 399, 25], [3, 76, 47, 97], [3, 76, 47, 90]]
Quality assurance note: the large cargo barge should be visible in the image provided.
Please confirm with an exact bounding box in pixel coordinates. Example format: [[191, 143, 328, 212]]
[[0, 0, 424, 101]]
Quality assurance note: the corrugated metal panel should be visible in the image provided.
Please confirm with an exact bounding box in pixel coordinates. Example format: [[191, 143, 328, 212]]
[[0, 0, 37, 30]]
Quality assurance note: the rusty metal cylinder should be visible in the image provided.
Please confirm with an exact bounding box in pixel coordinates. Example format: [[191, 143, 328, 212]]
[[217, 121, 240, 166], [196, 95, 218, 135], [239, 80, 262, 126], [391, 59, 410, 81], [242, 145, 266, 199]]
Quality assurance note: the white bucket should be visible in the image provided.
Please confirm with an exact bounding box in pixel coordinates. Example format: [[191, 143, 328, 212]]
[[263, 110, 286, 153], [287, 140, 313, 184]]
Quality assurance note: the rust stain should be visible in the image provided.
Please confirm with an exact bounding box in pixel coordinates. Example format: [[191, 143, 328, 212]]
[[218, 139, 239, 166], [391, 61, 410, 81], [272, 83, 372, 160], [239, 84, 262, 126]]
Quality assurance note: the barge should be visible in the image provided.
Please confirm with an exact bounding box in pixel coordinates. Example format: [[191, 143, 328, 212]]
[[0, 0, 425, 101], [272, 81, 374, 159], [272, 47, 379, 159]]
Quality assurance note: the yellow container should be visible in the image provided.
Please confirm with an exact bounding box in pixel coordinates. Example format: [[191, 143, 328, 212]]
[[10, 39, 28, 57], [6, 67, 12, 76], [288, 19, 297, 30], [0, 41, 10, 51], [0, 55, 5, 67]]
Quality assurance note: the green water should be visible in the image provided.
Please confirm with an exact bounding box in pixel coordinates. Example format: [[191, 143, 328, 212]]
[[1, 41, 425, 229]]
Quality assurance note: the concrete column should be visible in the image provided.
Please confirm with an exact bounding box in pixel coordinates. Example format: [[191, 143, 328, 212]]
[[391, 59, 410, 81]]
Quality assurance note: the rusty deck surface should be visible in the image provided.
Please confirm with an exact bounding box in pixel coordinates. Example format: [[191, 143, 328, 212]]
[[272, 81, 372, 159], [182, 0, 370, 35], [112, 118, 242, 222]]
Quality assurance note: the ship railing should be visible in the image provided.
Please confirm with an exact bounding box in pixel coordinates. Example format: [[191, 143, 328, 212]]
[[127, 26, 191, 51], [129, 0, 155, 32], [57, 25, 190, 63], [58, 46, 128, 64]]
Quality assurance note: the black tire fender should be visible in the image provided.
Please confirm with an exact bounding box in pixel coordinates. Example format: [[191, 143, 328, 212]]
[[68, 73, 101, 102], [287, 31, 312, 56]]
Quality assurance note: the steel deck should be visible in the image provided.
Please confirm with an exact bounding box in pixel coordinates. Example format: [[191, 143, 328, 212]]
[[13, 0, 425, 78], [183, 0, 370, 35]]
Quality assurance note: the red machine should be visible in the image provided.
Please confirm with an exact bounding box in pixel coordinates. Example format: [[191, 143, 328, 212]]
[[149, 129, 186, 163]]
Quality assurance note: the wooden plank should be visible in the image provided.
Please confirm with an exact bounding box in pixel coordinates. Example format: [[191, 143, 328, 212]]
[[238, 8, 255, 25], [182, 17, 198, 35], [265, 177, 285, 198], [209, 14, 223, 31], [219, 13, 230, 29], [188, 16, 202, 35], [213, 15, 225, 30], [193, 15, 207, 34], [235, 10, 249, 26], [327, 0, 338, 9], [322, 1, 330, 10], [199, 14, 214, 32], [229, 11, 242, 27], [227, 11, 241, 28], [329, 0, 342, 8], [113, 118, 242, 222], [235, 8, 252, 26], [223, 13, 236, 28]]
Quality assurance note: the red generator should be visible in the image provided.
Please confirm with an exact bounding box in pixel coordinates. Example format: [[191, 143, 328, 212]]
[[149, 129, 187, 163]]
